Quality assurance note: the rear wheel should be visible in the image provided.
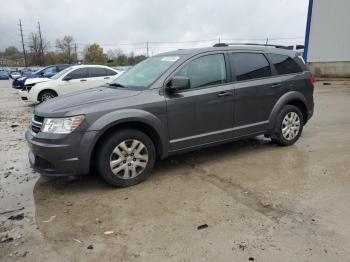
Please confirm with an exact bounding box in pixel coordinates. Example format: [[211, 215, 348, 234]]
[[38, 90, 57, 103], [96, 129, 156, 187], [271, 105, 304, 146]]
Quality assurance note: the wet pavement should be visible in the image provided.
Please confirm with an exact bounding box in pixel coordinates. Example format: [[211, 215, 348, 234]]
[[0, 79, 350, 261]]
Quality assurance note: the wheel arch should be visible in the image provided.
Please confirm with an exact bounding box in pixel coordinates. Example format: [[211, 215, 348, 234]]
[[37, 88, 58, 101], [87, 111, 168, 172], [268, 91, 309, 131]]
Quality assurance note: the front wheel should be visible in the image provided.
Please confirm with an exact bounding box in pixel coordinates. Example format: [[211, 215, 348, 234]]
[[96, 129, 156, 187], [271, 105, 304, 146], [38, 90, 57, 103]]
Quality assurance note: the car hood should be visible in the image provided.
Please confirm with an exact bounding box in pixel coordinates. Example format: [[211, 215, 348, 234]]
[[25, 77, 51, 85], [35, 86, 142, 117]]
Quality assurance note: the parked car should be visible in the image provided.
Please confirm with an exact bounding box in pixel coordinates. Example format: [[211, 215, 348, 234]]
[[19, 65, 122, 103], [12, 64, 70, 89], [0, 71, 10, 80], [26, 44, 314, 187], [10, 71, 22, 79]]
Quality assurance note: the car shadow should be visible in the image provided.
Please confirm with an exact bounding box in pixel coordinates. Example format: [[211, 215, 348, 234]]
[[34, 135, 276, 193]]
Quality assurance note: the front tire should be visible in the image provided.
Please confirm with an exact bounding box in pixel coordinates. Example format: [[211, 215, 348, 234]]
[[271, 105, 304, 146], [38, 90, 57, 103], [96, 129, 156, 187]]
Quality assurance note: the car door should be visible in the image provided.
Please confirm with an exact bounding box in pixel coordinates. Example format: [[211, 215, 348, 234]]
[[88, 67, 110, 87], [229, 52, 284, 137], [60, 68, 89, 94], [165, 52, 235, 151], [105, 68, 119, 83]]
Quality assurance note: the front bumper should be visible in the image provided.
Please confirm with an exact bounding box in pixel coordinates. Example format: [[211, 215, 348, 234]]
[[18, 90, 35, 102], [25, 129, 98, 176]]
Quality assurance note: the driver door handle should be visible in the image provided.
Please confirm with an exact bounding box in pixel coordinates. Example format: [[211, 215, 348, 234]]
[[271, 83, 282, 88], [217, 91, 233, 97], [104, 76, 110, 79], [80, 79, 87, 82]]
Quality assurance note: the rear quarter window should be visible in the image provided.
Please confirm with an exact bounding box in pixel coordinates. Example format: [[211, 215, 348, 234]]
[[231, 53, 271, 81], [269, 54, 303, 75]]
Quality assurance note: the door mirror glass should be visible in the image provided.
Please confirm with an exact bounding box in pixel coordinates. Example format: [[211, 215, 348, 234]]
[[167, 76, 190, 92]]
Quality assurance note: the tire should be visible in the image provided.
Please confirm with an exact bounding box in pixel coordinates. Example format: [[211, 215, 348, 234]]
[[96, 129, 156, 187], [271, 105, 304, 146], [38, 90, 57, 103]]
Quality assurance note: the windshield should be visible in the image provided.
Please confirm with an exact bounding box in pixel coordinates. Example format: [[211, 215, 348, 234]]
[[50, 67, 72, 80], [110, 55, 181, 89]]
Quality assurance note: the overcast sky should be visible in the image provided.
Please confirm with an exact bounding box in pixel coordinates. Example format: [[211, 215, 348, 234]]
[[0, 0, 309, 55]]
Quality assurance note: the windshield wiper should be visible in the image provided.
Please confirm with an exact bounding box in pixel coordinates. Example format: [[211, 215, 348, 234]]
[[108, 82, 126, 88]]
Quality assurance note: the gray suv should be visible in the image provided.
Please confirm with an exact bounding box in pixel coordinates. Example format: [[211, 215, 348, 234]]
[[26, 44, 314, 187]]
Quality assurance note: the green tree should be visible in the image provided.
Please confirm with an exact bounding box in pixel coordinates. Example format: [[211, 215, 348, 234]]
[[84, 43, 108, 64]]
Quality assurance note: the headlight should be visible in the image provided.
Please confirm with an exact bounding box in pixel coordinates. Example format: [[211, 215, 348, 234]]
[[41, 115, 85, 134]]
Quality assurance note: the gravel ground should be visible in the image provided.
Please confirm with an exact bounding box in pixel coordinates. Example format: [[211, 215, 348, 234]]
[[0, 79, 350, 262]]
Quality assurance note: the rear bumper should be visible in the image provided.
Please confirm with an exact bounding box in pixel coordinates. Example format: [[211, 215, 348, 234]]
[[25, 129, 98, 176]]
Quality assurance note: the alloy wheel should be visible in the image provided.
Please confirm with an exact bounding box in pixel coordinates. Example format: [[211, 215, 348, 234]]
[[281, 112, 301, 141], [109, 139, 149, 179]]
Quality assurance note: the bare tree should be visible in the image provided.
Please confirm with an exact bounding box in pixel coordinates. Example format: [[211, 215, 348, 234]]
[[56, 36, 76, 63]]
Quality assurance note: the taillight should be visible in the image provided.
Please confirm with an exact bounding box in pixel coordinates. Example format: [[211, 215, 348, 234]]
[[309, 75, 316, 85]]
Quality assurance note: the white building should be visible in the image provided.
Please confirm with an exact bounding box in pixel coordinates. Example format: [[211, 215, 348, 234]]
[[304, 0, 350, 77]]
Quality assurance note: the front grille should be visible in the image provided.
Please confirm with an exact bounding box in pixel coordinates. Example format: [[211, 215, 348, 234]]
[[31, 115, 44, 134]]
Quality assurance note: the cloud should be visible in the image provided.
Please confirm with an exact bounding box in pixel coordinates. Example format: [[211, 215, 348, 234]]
[[0, 0, 308, 55]]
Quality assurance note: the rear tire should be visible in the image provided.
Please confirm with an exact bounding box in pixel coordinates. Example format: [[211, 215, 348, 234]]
[[271, 105, 304, 146], [38, 90, 57, 103], [96, 129, 156, 187]]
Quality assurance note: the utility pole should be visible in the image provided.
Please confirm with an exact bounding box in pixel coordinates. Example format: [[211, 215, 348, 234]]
[[265, 37, 269, 46], [19, 19, 27, 68], [74, 43, 77, 63], [218, 36, 221, 43], [146, 41, 149, 57], [38, 21, 44, 64]]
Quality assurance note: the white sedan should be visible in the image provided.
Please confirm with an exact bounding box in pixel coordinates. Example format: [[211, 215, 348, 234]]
[[19, 65, 122, 103]]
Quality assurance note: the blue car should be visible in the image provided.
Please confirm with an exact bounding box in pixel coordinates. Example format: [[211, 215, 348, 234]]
[[12, 64, 71, 89], [0, 71, 10, 80]]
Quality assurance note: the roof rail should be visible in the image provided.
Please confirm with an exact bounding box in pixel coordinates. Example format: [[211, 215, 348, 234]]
[[212, 42, 293, 49]]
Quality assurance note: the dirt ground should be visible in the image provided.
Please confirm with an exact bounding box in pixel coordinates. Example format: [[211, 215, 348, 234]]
[[0, 79, 349, 262]]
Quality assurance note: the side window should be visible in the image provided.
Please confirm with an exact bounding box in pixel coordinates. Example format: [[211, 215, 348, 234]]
[[42, 66, 57, 75], [57, 66, 67, 72], [175, 54, 226, 89], [89, 67, 107, 78], [66, 68, 89, 80], [106, 69, 117, 76], [269, 54, 303, 75], [231, 53, 271, 81]]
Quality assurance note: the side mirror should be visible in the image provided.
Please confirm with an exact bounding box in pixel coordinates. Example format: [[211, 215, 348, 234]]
[[167, 76, 190, 92], [40, 72, 45, 76], [63, 76, 72, 81]]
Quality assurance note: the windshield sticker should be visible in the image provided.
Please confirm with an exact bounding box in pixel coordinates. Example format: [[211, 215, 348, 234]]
[[161, 56, 179, 62]]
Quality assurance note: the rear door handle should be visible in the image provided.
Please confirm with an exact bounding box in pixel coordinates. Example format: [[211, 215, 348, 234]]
[[104, 76, 110, 79], [271, 83, 282, 88], [80, 79, 87, 82], [217, 91, 233, 97]]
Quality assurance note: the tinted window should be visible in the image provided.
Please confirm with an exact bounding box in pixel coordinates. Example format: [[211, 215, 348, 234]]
[[106, 69, 117, 76], [269, 54, 302, 75], [89, 67, 107, 77], [231, 53, 271, 81], [66, 68, 88, 80], [175, 54, 226, 89]]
